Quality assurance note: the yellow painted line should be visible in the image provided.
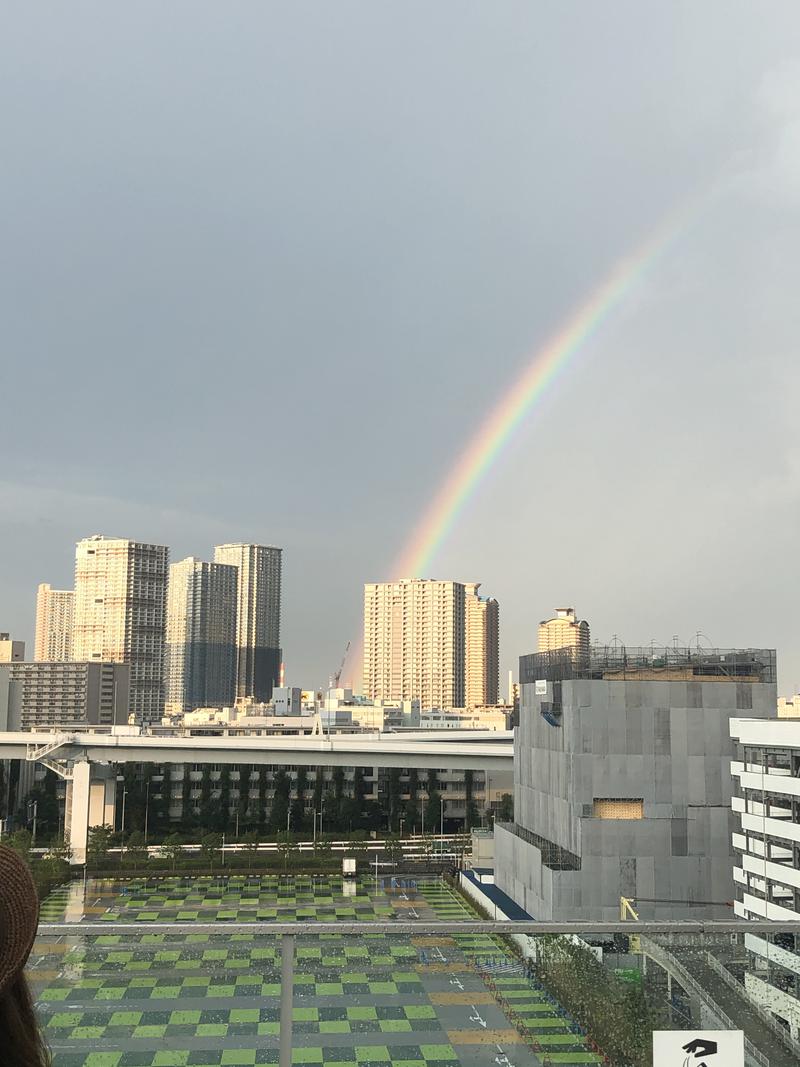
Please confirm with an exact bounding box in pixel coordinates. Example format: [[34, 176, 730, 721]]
[[430, 991, 495, 1005], [414, 962, 471, 973], [448, 1029, 523, 1044]]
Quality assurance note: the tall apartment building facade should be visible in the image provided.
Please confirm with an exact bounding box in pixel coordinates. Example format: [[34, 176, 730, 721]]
[[465, 583, 499, 707], [0, 661, 130, 731], [165, 557, 237, 715], [537, 606, 590, 660], [72, 536, 169, 724], [213, 543, 282, 703], [494, 643, 776, 921], [363, 579, 467, 709], [730, 717, 800, 1039], [34, 583, 74, 661]]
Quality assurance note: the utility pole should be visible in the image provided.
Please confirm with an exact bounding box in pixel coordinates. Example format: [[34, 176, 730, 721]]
[[120, 788, 128, 860], [31, 800, 38, 847]]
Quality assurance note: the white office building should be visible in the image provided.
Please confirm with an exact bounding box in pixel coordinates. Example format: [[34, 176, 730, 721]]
[[731, 717, 800, 1039]]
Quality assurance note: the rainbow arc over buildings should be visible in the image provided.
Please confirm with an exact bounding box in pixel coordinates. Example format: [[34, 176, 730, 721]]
[[392, 203, 694, 580]]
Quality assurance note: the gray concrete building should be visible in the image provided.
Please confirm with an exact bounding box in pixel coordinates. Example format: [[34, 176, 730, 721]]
[[494, 645, 776, 921], [0, 661, 130, 731]]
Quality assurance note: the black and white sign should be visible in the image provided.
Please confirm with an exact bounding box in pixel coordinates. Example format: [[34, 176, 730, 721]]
[[653, 1030, 743, 1067], [534, 679, 548, 696]]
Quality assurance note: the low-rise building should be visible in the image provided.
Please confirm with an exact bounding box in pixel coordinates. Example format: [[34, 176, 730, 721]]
[[0, 661, 130, 730], [0, 633, 25, 662]]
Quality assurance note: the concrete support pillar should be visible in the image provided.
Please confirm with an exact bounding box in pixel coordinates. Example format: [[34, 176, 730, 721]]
[[65, 762, 116, 865]]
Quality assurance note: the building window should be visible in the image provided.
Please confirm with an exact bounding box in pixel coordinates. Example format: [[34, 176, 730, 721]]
[[592, 798, 644, 820]]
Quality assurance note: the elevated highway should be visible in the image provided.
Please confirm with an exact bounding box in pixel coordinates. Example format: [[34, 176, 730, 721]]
[[0, 728, 513, 863]]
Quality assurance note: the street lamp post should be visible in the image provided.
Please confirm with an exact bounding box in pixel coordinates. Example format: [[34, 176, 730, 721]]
[[30, 800, 38, 847], [440, 796, 445, 858], [120, 789, 128, 861]]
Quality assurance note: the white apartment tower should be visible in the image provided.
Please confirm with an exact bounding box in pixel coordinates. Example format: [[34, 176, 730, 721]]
[[465, 583, 499, 708], [34, 583, 74, 661], [363, 579, 467, 709], [213, 543, 282, 703], [537, 606, 590, 660], [72, 535, 169, 724], [165, 557, 238, 715]]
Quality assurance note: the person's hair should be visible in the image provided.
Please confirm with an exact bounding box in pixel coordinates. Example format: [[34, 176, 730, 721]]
[[0, 972, 51, 1067]]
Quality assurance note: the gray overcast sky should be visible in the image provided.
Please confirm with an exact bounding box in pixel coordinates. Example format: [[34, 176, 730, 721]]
[[2, 2, 800, 693]]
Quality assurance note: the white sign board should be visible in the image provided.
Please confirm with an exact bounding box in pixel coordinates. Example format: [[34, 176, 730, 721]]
[[342, 856, 356, 875], [653, 1030, 743, 1067], [534, 679, 548, 696]]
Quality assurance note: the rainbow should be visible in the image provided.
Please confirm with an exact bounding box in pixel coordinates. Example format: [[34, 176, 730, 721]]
[[391, 207, 690, 580]]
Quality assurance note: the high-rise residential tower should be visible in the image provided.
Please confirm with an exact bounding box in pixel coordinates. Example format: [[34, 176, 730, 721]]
[[537, 606, 590, 660], [363, 578, 467, 709], [164, 557, 237, 715], [72, 535, 169, 724], [465, 583, 499, 707], [213, 543, 282, 703], [34, 583, 74, 661]]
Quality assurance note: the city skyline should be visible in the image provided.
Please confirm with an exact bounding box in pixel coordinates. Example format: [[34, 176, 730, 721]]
[[3, 4, 800, 692]]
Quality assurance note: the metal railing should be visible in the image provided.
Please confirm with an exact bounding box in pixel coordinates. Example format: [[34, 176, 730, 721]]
[[37, 919, 800, 1067]]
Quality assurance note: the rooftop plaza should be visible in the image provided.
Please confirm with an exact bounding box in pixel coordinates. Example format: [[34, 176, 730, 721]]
[[26, 873, 800, 1067]]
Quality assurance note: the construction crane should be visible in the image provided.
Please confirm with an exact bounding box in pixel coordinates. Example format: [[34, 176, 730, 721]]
[[330, 641, 351, 689]]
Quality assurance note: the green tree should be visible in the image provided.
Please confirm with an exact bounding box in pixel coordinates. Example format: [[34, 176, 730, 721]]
[[159, 832, 184, 872], [352, 768, 367, 830], [241, 829, 260, 868], [464, 770, 480, 830], [123, 830, 148, 870], [26, 768, 60, 841], [290, 768, 307, 832], [405, 767, 420, 833], [5, 828, 32, 863], [87, 824, 115, 869], [200, 832, 223, 869], [384, 834, 402, 869], [497, 793, 513, 823], [237, 767, 252, 833], [215, 766, 232, 833], [257, 770, 268, 832], [425, 769, 441, 834], [313, 768, 324, 811], [149, 764, 171, 837], [34, 840, 71, 898], [269, 771, 291, 834], [199, 766, 215, 826], [180, 765, 194, 830], [387, 768, 402, 832], [322, 790, 337, 834], [332, 767, 345, 803]]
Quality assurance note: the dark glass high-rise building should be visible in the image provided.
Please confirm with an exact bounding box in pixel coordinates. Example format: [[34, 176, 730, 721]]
[[164, 557, 237, 714], [213, 543, 282, 702]]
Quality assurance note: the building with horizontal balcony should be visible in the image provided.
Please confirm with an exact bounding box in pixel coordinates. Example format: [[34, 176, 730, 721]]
[[730, 717, 800, 1039], [495, 643, 776, 921], [0, 660, 130, 731]]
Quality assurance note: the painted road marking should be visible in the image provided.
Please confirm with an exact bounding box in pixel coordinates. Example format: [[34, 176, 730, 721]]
[[469, 1005, 488, 1028]]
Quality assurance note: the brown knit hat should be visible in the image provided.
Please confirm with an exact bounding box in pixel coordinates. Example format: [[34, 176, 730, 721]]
[[0, 845, 40, 996]]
